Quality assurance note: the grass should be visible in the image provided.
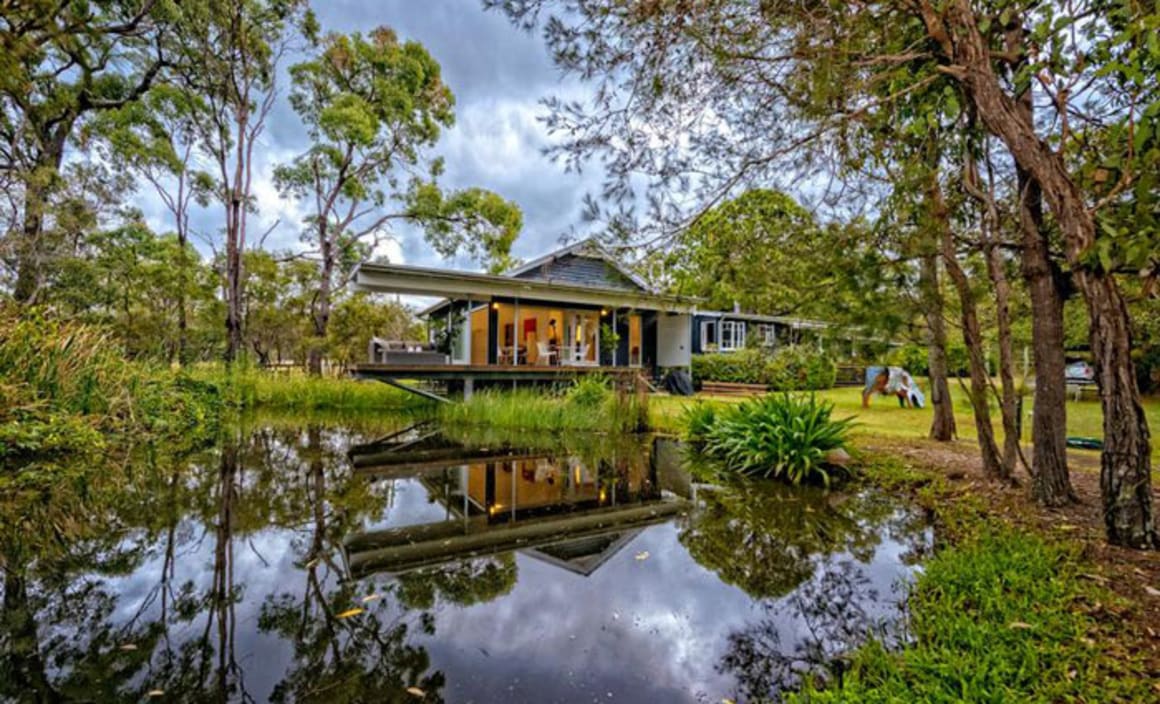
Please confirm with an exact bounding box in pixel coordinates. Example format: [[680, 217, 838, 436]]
[[650, 384, 1160, 463], [195, 366, 430, 412], [1, 309, 222, 460], [437, 377, 648, 433], [791, 528, 1151, 703], [785, 453, 1154, 703]]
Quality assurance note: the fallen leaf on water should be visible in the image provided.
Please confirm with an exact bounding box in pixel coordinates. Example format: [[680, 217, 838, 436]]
[[304, 557, 319, 569], [406, 686, 425, 697], [634, 551, 650, 561], [119, 644, 138, 651], [336, 608, 365, 619], [147, 690, 164, 697], [1008, 622, 1033, 630], [361, 594, 381, 603], [723, 699, 737, 704]]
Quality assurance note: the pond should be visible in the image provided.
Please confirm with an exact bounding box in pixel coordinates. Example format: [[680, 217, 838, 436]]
[[0, 414, 931, 703]]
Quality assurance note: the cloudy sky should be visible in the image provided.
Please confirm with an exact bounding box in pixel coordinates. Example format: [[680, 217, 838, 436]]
[[144, 0, 598, 271]]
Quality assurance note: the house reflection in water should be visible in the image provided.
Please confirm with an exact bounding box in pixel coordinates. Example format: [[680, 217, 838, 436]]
[[344, 430, 689, 579]]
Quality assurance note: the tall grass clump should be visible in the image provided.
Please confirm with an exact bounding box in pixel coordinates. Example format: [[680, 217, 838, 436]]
[[792, 530, 1152, 702], [0, 308, 221, 460], [439, 377, 648, 433], [692, 393, 854, 485], [208, 366, 430, 412]]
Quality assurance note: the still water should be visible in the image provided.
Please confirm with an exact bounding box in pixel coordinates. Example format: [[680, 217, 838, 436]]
[[1, 415, 931, 703]]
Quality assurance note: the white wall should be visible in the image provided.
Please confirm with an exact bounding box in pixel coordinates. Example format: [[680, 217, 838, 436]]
[[657, 314, 692, 368]]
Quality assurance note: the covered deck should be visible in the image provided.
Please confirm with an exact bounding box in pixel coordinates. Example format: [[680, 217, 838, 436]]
[[351, 259, 697, 399]]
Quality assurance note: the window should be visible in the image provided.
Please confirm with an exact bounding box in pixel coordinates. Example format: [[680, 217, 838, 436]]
[[757, 323, 777, 347], [720, 320, 746, 351]]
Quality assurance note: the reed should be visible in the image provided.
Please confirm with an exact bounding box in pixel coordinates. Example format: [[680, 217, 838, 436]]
[[438, 377, 648, 433], [204, 367, 429, 412], [0, 308, 222, 459]]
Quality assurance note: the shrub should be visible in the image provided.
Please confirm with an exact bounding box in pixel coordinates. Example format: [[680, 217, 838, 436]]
[[0, 308, 222, 460], [565, 374, 612, 408], [695, 393, 854, 485], [692, 346, 836, 390], [680, 401, 718, 443]]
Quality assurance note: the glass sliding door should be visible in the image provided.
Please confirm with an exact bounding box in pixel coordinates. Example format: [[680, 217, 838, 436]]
[[562, 310, 599, 365]]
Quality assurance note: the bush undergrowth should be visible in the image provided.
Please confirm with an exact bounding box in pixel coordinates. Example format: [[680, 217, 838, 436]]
[[1, 310, 222, 460]]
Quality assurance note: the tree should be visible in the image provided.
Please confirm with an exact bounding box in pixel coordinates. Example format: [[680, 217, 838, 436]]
[[0, 1, 170, 303], [487, 0, 1156, 548], [91, 84, 212, 365], [327, 293, 422, 370], [171, 0, 309, 364], [277, 27, 522, 375], [663, 189, 828, 316]]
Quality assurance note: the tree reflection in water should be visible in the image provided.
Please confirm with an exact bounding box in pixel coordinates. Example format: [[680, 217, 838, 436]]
[[682, 479, 929, 702], [2, 422, 930, 703], [0, 418, 493, 703]]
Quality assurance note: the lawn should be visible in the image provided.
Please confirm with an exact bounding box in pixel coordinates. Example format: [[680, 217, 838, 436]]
[[650, 384, 1160, 464]]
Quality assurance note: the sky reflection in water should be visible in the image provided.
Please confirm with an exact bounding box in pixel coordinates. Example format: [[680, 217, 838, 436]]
[[0, 416, 930, 703]]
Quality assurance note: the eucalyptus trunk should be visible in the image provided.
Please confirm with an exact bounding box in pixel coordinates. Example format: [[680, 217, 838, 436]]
[[962, 145, 1021, 473], [920, 253, 956, 441], [309, 233, 333, 377], [930, 176, 1008, 481], [1004, 21, 1073, 506], [12, 132, 68, 304], [939, 0, 1153, 546]]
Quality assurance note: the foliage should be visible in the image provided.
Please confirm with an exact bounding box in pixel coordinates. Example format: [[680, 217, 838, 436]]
[[888, 343, 972, 378], [792, 530, 1153, 703], [0, 308, 221, 461], [680, 401, 718, 443], [564, 374, 611, 407], [696, 394, 854, 485], [46, 222, 221, 360], [327, 293, 424, 368], [665, 190, 829, 316], [692, 347, 837, 390]]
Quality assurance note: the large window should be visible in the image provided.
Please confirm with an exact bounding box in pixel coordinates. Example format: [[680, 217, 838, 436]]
[[720, 320, 746, 351]]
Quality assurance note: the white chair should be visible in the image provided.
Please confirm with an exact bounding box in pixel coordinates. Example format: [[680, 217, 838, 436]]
[[536, 341, 556, 366]]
